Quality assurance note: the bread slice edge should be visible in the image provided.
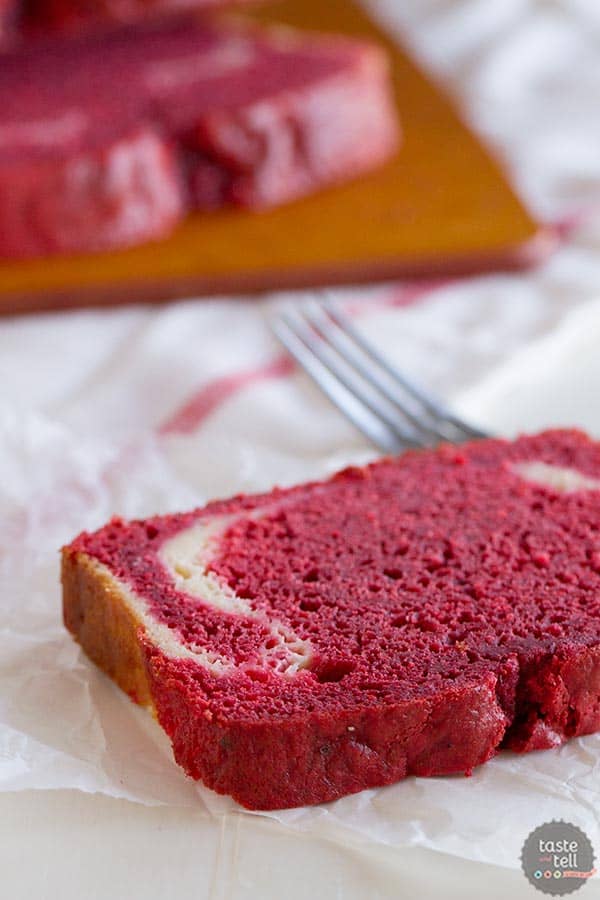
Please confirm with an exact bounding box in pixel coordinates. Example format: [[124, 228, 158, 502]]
[[61, 548, 154, 710]]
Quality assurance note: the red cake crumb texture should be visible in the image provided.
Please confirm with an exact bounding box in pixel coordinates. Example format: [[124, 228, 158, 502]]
[[63, 430, 600, 810], [0, 17, 399, 258]]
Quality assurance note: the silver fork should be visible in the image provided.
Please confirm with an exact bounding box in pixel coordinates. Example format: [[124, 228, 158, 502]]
[[271, 297, 489, 454]]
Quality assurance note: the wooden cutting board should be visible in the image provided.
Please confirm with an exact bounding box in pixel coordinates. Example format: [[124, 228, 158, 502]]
[[0, 0, 553, 315]]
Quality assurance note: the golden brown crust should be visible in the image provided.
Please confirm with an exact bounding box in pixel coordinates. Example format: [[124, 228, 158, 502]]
[[61, 549, 154, 709]]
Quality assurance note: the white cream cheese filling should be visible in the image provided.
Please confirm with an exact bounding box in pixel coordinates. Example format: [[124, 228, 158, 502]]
[[97, 560, 234, 675], [513, 461, 600, 493], [144, 39, 256, 92], [158, 514, 312, 676]]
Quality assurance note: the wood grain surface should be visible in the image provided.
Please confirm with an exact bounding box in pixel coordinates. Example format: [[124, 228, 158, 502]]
[[0, 0, 553, 314]]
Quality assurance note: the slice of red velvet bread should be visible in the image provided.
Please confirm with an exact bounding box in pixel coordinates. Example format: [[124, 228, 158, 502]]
[[27, 0, 257, 32], [0, 17, 399, 258], [62, 430, 600, 810]]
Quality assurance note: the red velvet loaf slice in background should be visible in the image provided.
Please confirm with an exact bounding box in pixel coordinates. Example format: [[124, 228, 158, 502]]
[[62, 430, 600, 810], [0, 17, 399, 258], [27, 0, 257, 32], [0, 119, 185, 259]]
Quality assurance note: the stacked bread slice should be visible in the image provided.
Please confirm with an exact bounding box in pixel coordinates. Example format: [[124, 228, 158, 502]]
[[0, 15, 398, 258]]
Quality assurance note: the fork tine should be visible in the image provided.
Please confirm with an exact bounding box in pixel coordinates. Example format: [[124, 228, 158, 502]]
[[323, 298, 488, 441], [303, 300, 455, 445], [280, 309, 423, 449], [271, 317, 407, 455]]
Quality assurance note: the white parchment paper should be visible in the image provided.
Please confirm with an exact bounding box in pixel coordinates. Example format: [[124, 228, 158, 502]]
[[2, 293, 600, 869], [2, 0, 600, 875]]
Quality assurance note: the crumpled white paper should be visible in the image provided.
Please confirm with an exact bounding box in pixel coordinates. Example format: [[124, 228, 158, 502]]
[[2, 0, 600, 875], [2, 294, 600, 869]]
